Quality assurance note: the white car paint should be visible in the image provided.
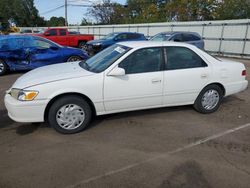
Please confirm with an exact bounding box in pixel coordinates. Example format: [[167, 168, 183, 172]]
[[4, 41, 248, 123]]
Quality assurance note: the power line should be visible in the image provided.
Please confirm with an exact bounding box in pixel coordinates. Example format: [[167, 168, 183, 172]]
[[40, 5, 65, 15]]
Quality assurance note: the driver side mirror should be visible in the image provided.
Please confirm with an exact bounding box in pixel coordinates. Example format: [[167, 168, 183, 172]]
[[108, 67, 125, 76]]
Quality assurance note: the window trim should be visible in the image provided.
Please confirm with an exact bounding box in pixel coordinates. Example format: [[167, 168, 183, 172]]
[[118, 46, 165, 75], [164, 46, 208, 71]]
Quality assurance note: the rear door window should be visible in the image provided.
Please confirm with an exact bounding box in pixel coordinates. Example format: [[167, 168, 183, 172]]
[[165, 47, 207, 70], [183, 34, 201, 41]]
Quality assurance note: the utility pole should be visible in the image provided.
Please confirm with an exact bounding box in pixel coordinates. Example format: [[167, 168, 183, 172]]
[[65, 0, 68, 26]]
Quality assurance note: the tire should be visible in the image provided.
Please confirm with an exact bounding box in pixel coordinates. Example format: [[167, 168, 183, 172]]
[[78, 41, 86, 49], [0, 59, 7, 76], [48, 96, 92, 134], [67, 56, 82, 62], [193, 84, 223, 114]]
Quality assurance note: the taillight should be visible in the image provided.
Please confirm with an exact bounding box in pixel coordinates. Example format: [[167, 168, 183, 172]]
[[242, 70, 246, 76]]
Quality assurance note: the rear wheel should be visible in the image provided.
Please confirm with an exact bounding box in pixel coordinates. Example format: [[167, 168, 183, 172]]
[[48, 96, 92, 134], [0, 59, 7, 76], [194, 84, 223, 114], [67, 56, 82, 62]]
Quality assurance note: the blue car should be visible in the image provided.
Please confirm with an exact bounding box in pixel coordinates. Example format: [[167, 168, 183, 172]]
[[0, 35, 89, 76], [85, 32, 146, 55], [150, 31, 205, 49]]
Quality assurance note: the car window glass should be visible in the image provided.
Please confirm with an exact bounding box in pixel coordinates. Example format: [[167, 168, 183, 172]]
[[83, 44, 131, 73], [182, 34, 201, 41], [150, 34, 165, 41], [165, 47, 207, 70], [172, 34, 183, 42], [32, 39, 52, 49], [119, 47, 162, 74], [48, 29, 57, 36], [116, 34, 128, 40], [59, 29, 66, 36]]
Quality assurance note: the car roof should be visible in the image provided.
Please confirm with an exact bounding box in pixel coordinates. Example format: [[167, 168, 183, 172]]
[[158, 31, 201, 36], [118, 41, 197, 49], [112, 32, 144, 35]]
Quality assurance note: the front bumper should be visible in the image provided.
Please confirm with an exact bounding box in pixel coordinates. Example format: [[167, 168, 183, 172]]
[[4, 94, 49, 123]]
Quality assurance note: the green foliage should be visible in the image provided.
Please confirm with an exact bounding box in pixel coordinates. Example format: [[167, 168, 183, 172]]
[[216, 0, 250, 20], [46, 17, 65, 27], [0, 0, 46, 28], [87, 0, 250, 24]]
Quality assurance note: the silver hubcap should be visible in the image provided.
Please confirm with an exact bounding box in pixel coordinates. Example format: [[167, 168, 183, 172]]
[[68, 56, 81, 62], [201, 89, 220, 110], [56, 104, 85, 130], [0, 61, 4, 73]]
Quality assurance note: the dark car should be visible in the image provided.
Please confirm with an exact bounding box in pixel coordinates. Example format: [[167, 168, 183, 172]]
[[150, 31, 204, 49], [85, 32, 147, 55], [0, 35, 89, 76]]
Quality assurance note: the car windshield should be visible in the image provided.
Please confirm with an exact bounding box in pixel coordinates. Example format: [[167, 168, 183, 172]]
[[101, 33, 119, 40], [79, 44, 131, 73], [150, 33, 171, 41]]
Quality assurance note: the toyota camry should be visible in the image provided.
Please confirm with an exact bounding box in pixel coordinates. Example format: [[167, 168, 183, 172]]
[[5, 41, 248, 134]]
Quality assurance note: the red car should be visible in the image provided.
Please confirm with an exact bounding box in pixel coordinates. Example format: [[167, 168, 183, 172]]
[[33, 28, 94, 49]]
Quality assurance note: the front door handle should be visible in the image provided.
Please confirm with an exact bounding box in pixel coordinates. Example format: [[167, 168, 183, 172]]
[[152, 79, 162, 83], [201, 74, 208, 78]]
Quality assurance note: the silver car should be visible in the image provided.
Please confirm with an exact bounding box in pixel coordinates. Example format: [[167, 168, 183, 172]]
[[150, 31, 204, 49]]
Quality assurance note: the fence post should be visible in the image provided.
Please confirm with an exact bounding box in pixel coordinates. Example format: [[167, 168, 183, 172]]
[[242, 22, 249, 57], [219, 23, 225, 55], [201, 23, 205, 38], [147, 25, 150, 38]]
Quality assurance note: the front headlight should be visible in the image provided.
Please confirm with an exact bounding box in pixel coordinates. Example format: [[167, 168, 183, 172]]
[[10, 88, 39, 101]]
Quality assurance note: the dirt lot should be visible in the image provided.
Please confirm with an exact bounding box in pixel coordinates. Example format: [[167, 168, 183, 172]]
[[0, 58, 250, 188]]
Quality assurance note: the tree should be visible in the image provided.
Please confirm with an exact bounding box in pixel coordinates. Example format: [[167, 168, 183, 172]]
[[46, 17, 66, 27], [216, 0, 250, 20], [0, 0, 46, 27]]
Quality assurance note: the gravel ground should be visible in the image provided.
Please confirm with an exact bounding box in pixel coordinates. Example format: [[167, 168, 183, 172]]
[[0, 58, 249, 188]]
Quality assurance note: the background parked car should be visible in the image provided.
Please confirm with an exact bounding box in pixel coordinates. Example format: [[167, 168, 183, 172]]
[[150, 31, 204, 49], [85, 32, 147, 55], [32, 28, 94, 49], [0, 35, 89, 76]]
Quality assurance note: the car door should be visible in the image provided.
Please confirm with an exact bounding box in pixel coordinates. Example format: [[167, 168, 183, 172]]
[[56, 29, 69, 46], [28, 38, 63, 68], [104, 47, 164, 112], [45, 29, 59, 44], [163, 46, 211, 105], [7, 37, 31, 70]]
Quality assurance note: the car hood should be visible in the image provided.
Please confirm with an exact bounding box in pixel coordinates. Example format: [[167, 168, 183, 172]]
[[12, 61, 94, 89]]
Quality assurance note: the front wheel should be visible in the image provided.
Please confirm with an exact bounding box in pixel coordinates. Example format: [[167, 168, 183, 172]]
[[0, 59, 7, 76], [67, 56, 82, 62], [194, 85, 223, 114], [48, 96, 92, 134]]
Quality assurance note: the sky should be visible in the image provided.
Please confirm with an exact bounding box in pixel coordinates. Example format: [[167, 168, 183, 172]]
[[34, 0, 126, 25]]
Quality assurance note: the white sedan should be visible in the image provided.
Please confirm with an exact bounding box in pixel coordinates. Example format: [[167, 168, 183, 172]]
[[5, 41, 248, 134]]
